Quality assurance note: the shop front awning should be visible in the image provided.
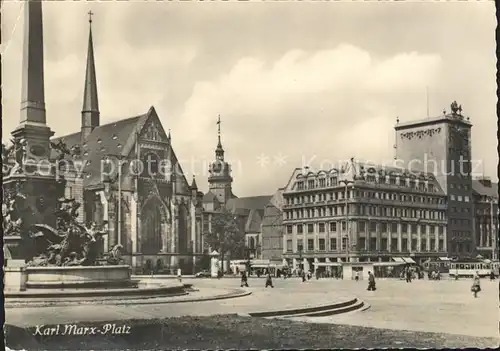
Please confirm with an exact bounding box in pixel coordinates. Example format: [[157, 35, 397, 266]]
[[315, 262, 342, 267], [401, 257, 416, 264], [374, 262, 406, 266], [392, 257, 405, 263]]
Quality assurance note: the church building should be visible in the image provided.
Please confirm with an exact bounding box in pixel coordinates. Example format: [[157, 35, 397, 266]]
[[52, 15, 204, 273], [201, 118, 276, 259]]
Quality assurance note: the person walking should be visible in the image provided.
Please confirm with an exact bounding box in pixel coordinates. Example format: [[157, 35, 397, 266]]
[[490, 269, 496, 281], [367, 271, 376, 291], [301, 270, 306, 282], [471, 271, 481, 298], [355, 271, 359, 282], [240, 271, 249, 287], [265, 272, 274, 288], [177, 268, 182, 283]]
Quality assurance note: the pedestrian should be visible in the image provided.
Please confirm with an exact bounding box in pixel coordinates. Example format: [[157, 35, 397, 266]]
[[490, 269, 495, 281], [177, 268, 182, 283], [367, 271, 376, 291], [406, 267, 412, 283], [355, 271, 359, 282], [241, 271, 249, 287], [265, 272, 274, 288], [471, 271, 481, 298], [301, 270, 306, 282]]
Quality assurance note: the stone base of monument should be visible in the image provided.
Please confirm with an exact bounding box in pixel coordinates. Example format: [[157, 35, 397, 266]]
[[24, 265, 134, 289], [4, 262, 27, 292]]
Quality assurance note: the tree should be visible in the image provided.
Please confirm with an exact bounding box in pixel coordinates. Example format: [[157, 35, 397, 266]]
[[204, 207, 246, 275]]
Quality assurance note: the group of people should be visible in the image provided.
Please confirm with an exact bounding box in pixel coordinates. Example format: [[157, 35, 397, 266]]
[[240, 270, 274, 288]]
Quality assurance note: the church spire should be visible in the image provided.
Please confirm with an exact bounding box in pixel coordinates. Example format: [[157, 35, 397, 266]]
[[215, 115, 224, 161], [81, 10, 100, 142]]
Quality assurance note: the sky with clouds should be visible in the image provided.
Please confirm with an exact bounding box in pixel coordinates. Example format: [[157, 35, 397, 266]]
[[2, 0, 497, 197]]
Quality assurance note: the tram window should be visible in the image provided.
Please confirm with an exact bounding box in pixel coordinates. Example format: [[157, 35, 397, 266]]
[[465, 264, 470, 269]]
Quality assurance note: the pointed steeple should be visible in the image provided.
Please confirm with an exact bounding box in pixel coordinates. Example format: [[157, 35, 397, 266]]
[[215, 114, 224, 161], [191, 175, 198, 190], [81, 10, 100, 142]]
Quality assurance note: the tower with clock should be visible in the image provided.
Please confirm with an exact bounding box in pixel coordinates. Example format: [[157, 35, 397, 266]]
[[207, 116, 235, 205], [394, 101, 474, 257]]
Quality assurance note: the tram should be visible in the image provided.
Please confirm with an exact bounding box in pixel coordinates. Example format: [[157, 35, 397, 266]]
[[422, 257, 451, 274], [449, 258, 494, 278]]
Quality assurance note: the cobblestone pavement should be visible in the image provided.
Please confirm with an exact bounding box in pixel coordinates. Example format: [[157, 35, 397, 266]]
[[6, 277, 498, 340]]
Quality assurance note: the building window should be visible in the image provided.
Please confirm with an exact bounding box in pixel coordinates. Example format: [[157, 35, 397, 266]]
[[330, 238, 337, 251], [438, 226, 444, 235], [411, 239, 417, 251], [307, 239, 314, 251], [402, 238, 408, 251], [330, 177, 338, 186], [297, 181, 304, 190], [341, 221, 347, 231], [421, 240, 427, 251], [420, 225, 426, 234], [438, 239, 444, 251], [319, 178, 326, 187], [381, 238, 388, 250], [381, 222, 387, 233], [342, 237, 348, 251], [319, 223, 325, 233], [402, 223, 408, 233], [297, 224, 303, 234], [308, 180, 315, 189], [295, 239, 304, 252], [359, 221, 366, 232], [391, 223, 398, 233], [391, 238, 398, 251], [307, 224, 314, 233], [464, 196, 470, 202], [286, 225, 293, 234], [286, 240, 292, 252], [319, 238, 325, 251], [369, 222, 377, 232], [358, 237, 366, 250], [370, 237, 377, 250], [430, 240, 435, 251], [330, 222, 337, 232]]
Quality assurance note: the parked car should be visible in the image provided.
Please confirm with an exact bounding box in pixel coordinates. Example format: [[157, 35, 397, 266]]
[[195, 270, 211, 278]]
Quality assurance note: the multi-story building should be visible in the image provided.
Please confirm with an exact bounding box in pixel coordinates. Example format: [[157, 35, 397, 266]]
[[472, 177, 498, 260], [281, 161, 448, 272], [395, 101, 474, 256]]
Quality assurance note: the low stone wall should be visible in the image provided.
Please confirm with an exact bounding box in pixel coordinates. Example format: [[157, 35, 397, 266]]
[[25, 265, 132, 289]]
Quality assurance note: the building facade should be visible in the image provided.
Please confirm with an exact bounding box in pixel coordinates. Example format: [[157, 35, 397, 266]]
[[472, 177, 498, 260], [281, 161, 448, 272]]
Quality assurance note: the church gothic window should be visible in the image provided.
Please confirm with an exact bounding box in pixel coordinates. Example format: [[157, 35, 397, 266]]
[[141, 199, 163, 254]]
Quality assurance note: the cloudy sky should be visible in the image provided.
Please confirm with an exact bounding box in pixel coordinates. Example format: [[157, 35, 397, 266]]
[[2, 0, 497, 196]]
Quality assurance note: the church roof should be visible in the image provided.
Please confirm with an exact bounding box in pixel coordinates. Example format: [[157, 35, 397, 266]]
[[245, 209, 264, 233], [202, 191, 217, 203], [225, 195, 273, 212], [51, 108, 152, 187]]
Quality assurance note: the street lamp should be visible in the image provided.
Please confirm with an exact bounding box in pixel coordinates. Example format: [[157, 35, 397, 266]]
[[340, 179, 354, 263]]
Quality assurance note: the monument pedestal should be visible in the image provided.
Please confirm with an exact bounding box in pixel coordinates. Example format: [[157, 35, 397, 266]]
[[4, 260, 27, 292]]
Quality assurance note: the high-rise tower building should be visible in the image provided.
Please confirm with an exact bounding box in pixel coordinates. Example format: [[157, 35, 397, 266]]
[[395, 101, 474, 256]]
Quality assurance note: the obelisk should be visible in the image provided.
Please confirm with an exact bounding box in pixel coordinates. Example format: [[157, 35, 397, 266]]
[[11, 0, 54, 162]]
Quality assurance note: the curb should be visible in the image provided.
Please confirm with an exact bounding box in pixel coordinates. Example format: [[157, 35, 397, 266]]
[[248, 298, 360, 318], [5, 289, 251, 308]]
